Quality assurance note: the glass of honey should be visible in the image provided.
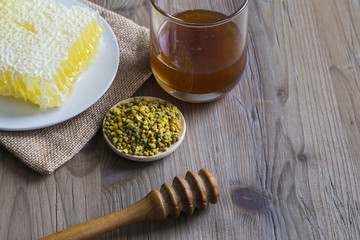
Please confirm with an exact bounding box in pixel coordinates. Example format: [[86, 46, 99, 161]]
[[150, 0, 249, 102]]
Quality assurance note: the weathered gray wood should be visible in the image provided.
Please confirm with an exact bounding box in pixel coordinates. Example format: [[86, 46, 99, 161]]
[[0, 0, 359, 239]]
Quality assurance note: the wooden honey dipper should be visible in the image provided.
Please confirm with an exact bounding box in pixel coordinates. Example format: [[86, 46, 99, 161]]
[[40, 168, 219, 240]]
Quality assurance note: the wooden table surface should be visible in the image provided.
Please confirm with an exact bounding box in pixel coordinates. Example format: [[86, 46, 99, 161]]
[[1, 0, 360, 239]]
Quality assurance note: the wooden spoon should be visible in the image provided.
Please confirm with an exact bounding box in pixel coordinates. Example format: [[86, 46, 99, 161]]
[[103, 96, 186, 162], [40, 168, 220, 240]]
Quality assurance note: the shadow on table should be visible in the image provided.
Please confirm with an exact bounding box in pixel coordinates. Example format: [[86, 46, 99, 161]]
[[97, 208, 210, 239]]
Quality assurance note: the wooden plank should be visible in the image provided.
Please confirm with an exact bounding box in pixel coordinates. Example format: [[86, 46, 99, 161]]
[[0, 0, 359, 239]]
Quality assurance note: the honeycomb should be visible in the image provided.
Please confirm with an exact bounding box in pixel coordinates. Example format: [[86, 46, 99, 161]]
[[0, 0, 104, 107]]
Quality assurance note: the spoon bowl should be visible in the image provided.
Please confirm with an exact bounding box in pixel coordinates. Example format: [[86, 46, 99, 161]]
[[103, 96, 186, 162]]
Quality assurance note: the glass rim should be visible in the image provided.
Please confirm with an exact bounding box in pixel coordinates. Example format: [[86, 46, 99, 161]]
[[150, 0, 249, 27]]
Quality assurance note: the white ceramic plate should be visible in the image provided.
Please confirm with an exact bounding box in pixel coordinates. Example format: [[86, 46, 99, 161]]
[[0, 0, 119, 131]]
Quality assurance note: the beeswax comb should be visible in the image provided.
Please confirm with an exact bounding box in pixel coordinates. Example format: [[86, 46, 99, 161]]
[[0, 0, 104, 107]]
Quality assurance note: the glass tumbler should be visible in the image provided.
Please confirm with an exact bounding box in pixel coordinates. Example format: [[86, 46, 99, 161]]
[[150, 0, 249, 102]]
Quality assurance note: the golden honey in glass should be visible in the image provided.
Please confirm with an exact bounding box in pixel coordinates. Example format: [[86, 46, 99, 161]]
[[150, 0, 249, 102]]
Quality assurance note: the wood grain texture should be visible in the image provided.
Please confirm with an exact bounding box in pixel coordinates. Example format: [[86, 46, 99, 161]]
[[39, 169, 219, 240], [1, 0, 360, 239]]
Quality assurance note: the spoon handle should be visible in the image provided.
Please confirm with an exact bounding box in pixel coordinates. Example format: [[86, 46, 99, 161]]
[[40, 168, 219, 240]]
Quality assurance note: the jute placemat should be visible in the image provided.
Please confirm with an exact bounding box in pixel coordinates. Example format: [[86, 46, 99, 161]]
[[0, 0, 151, 174]]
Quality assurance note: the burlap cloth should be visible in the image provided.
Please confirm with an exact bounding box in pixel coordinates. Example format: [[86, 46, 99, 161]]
[[0, 0, 151, 174]]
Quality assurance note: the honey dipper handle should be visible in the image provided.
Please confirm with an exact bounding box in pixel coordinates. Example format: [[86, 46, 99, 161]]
[[40, 190, 167, 240], [40, 169, 219, 240]]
